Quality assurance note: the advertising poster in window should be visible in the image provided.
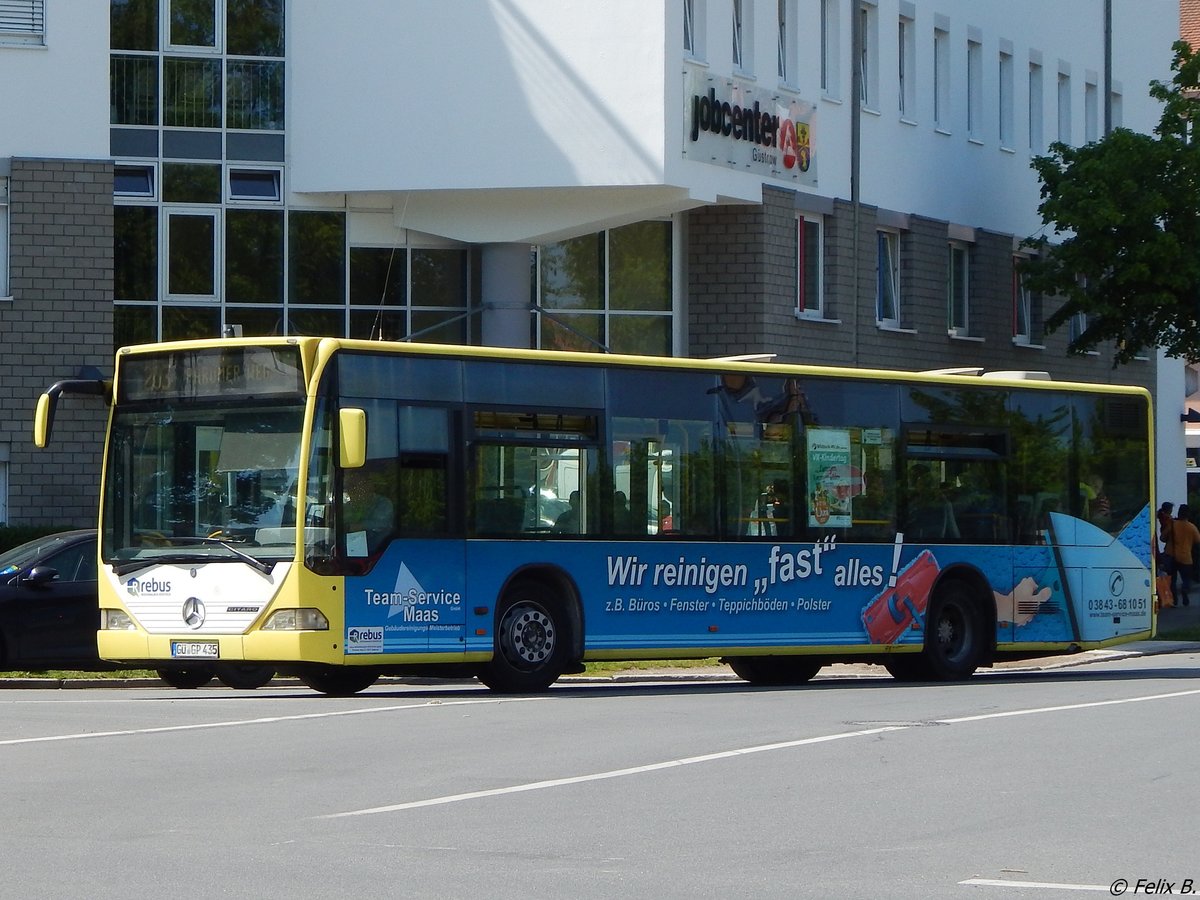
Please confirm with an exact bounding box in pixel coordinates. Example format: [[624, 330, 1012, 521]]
[[806, 427, 852, 528]]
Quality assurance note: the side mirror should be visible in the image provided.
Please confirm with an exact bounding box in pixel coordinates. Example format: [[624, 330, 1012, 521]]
[[34, 394, 52, 448], [339, 408, 366, 469], [21, 566, 59, 586]]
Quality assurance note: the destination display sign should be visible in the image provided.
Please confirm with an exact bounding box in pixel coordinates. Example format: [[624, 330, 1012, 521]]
[[119, 346, 305, 402]]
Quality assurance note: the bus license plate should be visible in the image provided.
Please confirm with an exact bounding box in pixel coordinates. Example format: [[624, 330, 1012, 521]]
[[172, 640, 219, 659]]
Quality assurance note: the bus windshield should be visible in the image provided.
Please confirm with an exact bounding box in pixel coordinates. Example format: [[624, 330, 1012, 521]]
[[102, 401, 309, 565]]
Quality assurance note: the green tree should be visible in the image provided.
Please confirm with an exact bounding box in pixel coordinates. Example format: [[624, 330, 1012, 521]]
[[1022, 41, 1200, 364]]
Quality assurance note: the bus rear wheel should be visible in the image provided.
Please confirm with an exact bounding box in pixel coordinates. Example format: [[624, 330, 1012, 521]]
[[726, 657, 822, 686], [157, 667, 215, 689], [298, 665, 379, 696], [479, 584, 568, 693], [921, 580, 985, 680]]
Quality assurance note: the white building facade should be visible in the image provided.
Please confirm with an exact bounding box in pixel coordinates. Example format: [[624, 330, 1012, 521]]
[[0, 0, 1182, 525]]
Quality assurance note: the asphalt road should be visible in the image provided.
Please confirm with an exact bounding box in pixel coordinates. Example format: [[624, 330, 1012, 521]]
[[2, 652, 1199, 900]]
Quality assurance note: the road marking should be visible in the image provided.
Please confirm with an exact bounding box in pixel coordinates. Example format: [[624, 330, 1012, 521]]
[[960, 878, 1112, 892], [938, 688, 1200, 724], [325, 686, 1200, 818], [320, 725, 908, 818], [0, 697, 541, 747]]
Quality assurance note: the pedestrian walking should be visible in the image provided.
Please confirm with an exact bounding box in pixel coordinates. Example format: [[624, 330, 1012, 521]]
[[1173, 504, 1200, 606]]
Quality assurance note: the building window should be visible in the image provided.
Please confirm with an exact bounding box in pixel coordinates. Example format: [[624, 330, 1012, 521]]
[[684, 0, 696, 54], [168, 0, 218, 50], [933, 27, 950, 129], [1012, 257, 1032, 344], [1029, 61, 1044, 151], [226, 60, 284, 130], [947, 242, 970, 334], [876, 230, 900, 327], [111, 55, 160, 125], [164, 56, 222, 128], [821, 0, 840, 97], [228, 168, 281, 202], [226, 208, 283, 304], [898, 15, 915, 118], [166, 209, 218, 298], [114, 205, 159, 302], [348, 247, 476, 344], [796, 215, 823, 316], [114, 164, 157, 198], [967, 39, 983, 140], [538, 221, 673, 357], [111, 0, 158, 51], [1085, 79, 1098, 143], [731, 0, 743, 69], [858, 2, 877, 110], [0, 176, 8, 298], [0, 0, 45, 46], [999, 50, 1014, 149], [1057, 70, 1071, 145], [778, 0, 797, 83], [227, 0, 284, 57]]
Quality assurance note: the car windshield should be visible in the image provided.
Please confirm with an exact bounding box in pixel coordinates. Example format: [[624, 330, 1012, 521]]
[[0, 533, 81, 577], [102, 402, 307, 565]]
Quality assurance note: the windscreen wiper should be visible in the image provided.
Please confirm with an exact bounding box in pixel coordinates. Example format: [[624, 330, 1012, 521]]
[[111, 538, 275, 578]]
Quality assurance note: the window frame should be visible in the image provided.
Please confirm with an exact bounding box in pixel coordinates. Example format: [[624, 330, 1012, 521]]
[[227, 166, 283, 204], [0, 0, 45, 46], [947, 241, 970, 335], [820, 0, 840, 98], [164, 206, 220, 301], [0, 175, 8, 299], [898, 15, 915, 119], [999, 50, 1015, 149], [1029, 61, 1044, 152], [1012, 256, 1033, 345], [115, 163, 158, 200], [933, 27, 950, 130], [876, 229, 901, 328], [967, 38, 983, 140], [796, 214, 824, 318]]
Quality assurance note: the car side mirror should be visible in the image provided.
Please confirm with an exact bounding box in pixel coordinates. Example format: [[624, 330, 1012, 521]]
[[21, 566, 59, 586]]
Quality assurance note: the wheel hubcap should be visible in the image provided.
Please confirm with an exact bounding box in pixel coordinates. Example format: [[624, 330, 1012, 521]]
[[506, 606, 555, 666]]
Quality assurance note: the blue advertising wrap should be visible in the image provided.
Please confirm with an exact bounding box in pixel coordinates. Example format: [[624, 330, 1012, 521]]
[[343, 506, 1152, 658]]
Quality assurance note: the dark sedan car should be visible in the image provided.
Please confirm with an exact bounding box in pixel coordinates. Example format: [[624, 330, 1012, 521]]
[[0, 529, 114, 671]]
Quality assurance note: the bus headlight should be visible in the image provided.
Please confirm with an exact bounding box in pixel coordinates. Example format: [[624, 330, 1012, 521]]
[[261, 608, 329, 631], [101, 609, 137, 631]]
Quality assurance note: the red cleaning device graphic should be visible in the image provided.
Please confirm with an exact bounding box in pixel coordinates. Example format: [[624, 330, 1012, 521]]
[[861, 547, 940, 644]]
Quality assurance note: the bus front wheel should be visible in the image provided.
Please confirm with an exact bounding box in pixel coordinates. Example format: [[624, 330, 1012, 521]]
[[479, 584, 568, 693], [216, 664, 275, 690], [726, 657, 822, 686], [298, 665, 379, 696], [157, 667, 215, 689]]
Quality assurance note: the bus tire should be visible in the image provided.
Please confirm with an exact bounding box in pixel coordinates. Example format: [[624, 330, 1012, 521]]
[[216, 664, 275, 690], [478, 582, 568, 693], [921, 580, 985, 680], [298, 665, 379, 696], [726, 657, 822, 686], [157, 667, 215, 689]]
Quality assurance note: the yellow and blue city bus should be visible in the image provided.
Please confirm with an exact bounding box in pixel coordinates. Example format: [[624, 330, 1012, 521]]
[[35, 337, 1155, 694]]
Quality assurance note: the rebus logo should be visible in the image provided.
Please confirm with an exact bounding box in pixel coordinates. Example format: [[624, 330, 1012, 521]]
[[126, 576, 172, 596], [348, 627, 383, 644]]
